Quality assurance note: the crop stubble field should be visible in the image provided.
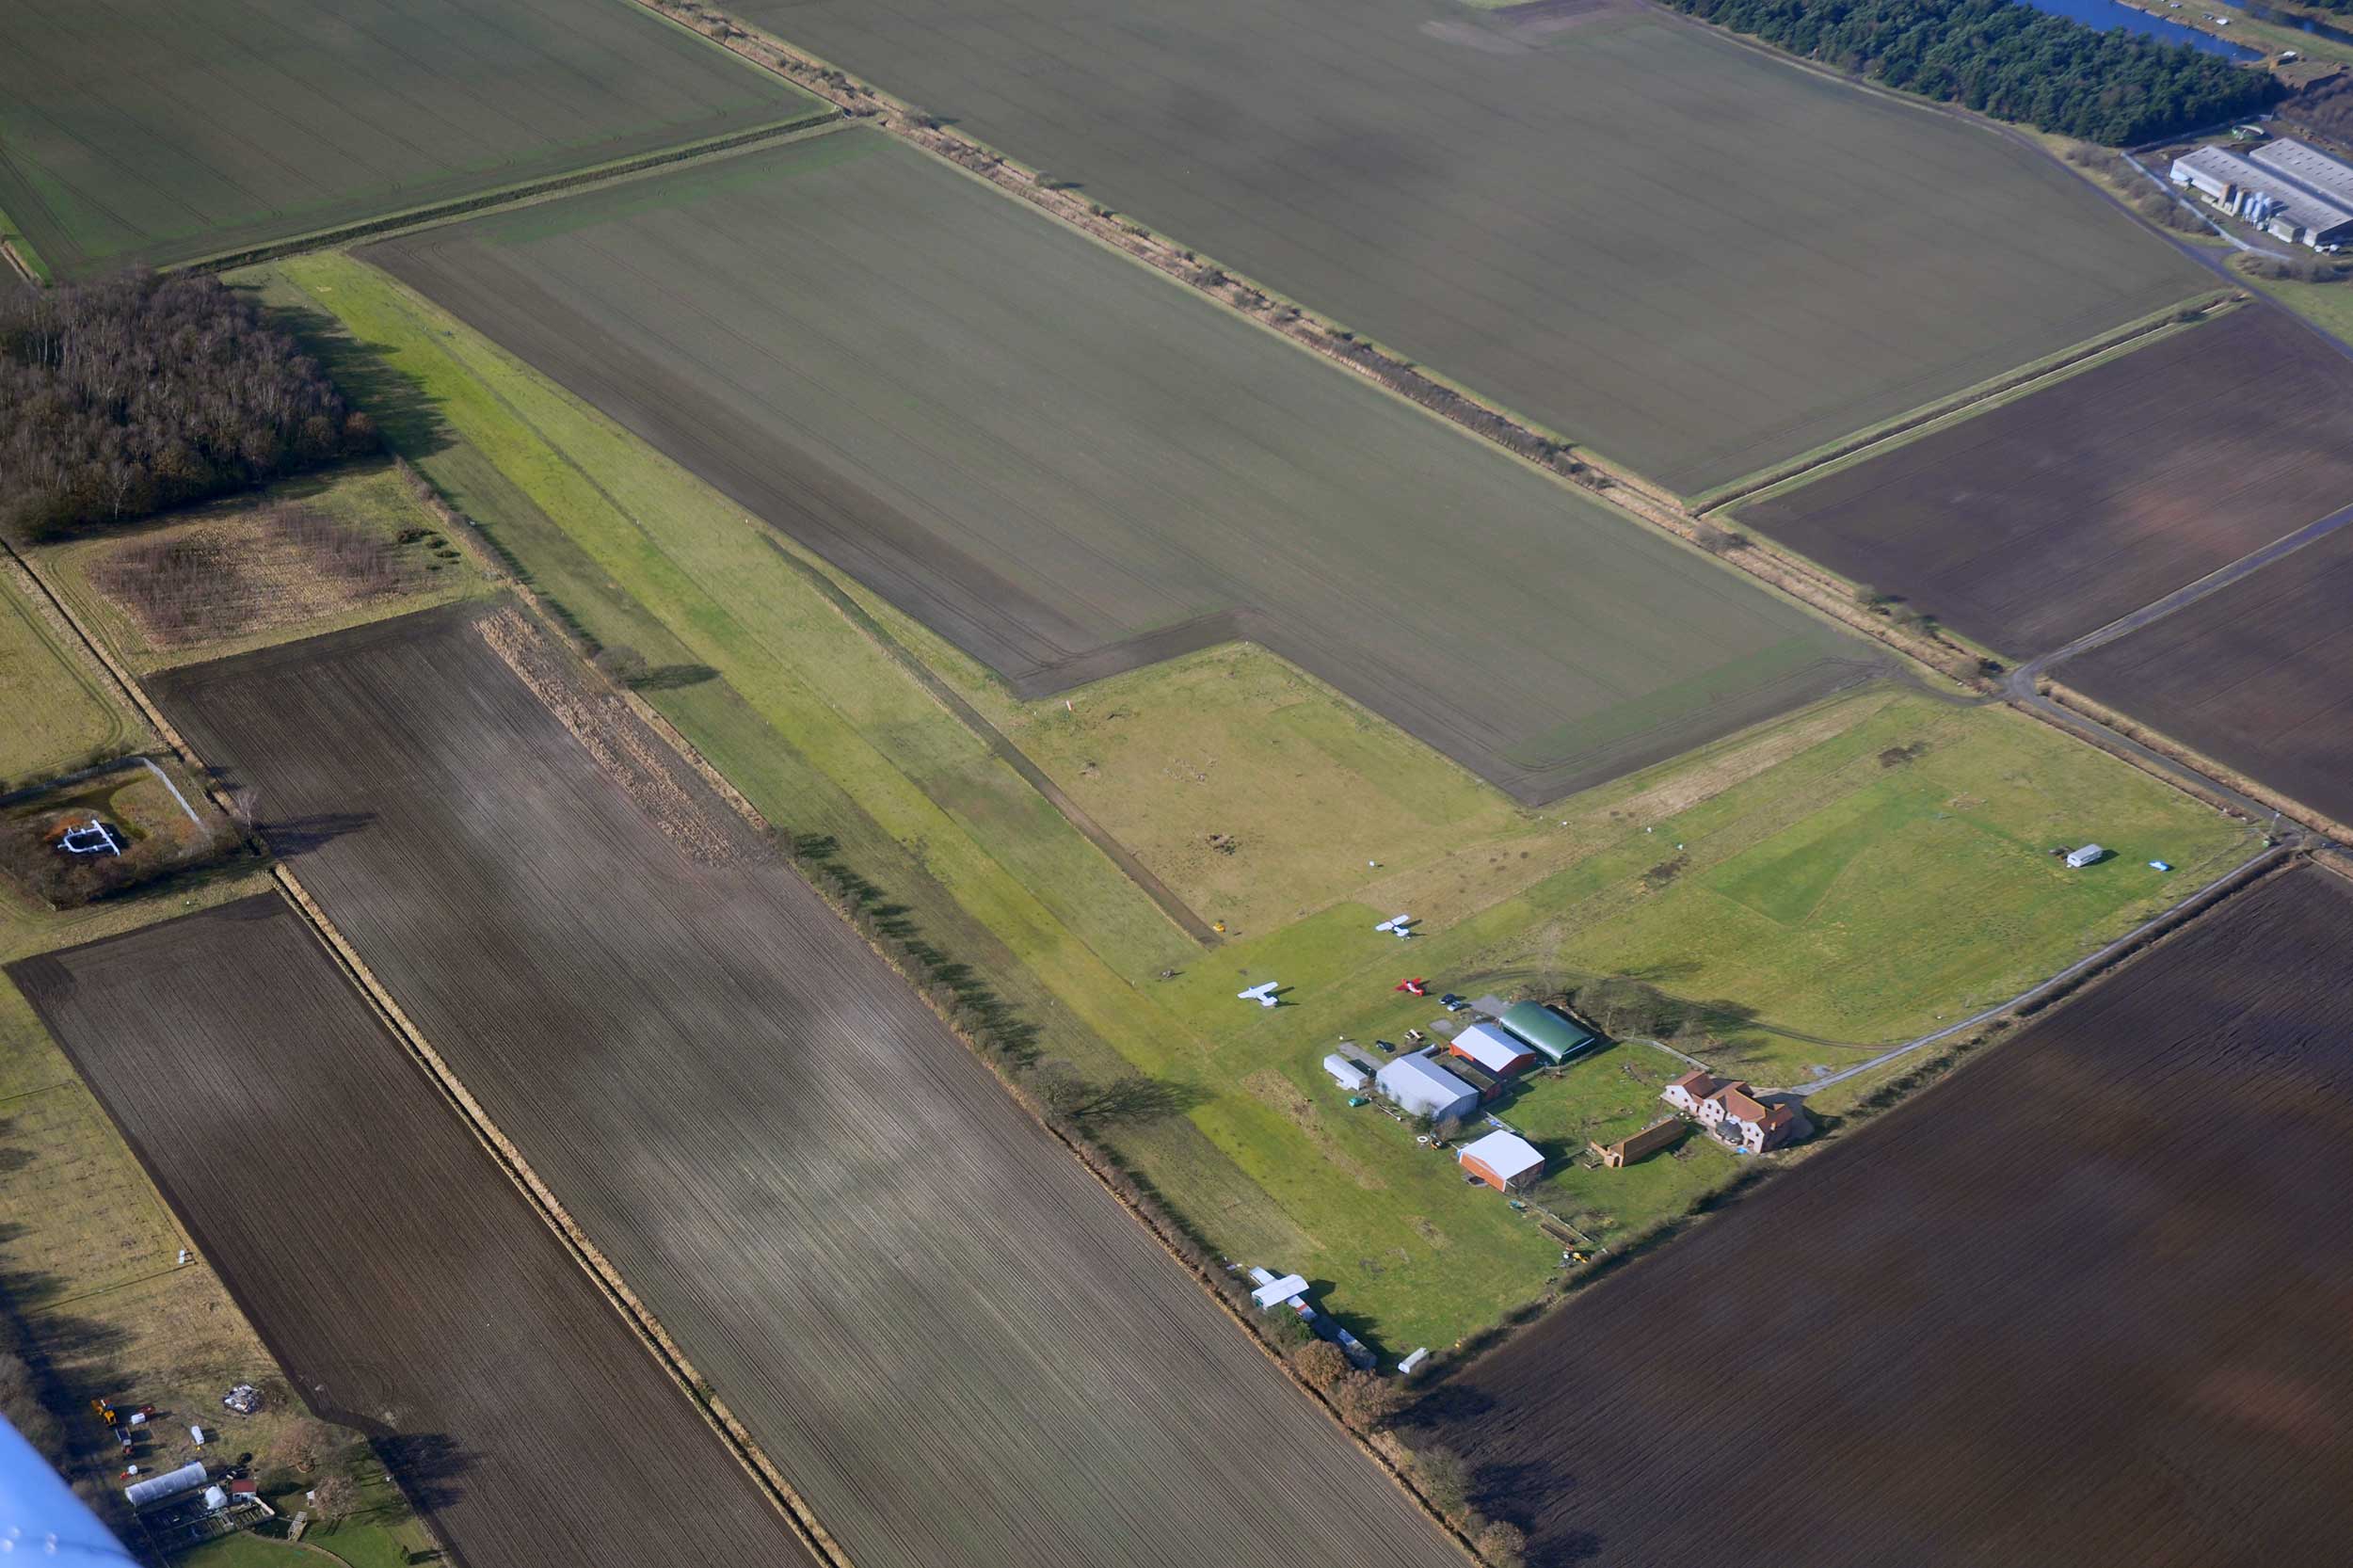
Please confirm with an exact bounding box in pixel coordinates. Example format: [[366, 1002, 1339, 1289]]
[[368, 130, 1874, 804], [8, 896, 812, 1568], [2062, 524, 2353, 830], [1738, 309, 2353, 655], [1420, 861, 2353, 1565], [0, 0, 817, 278], [150, 601, 1464, 1568], [726, 0, 2207, 491]]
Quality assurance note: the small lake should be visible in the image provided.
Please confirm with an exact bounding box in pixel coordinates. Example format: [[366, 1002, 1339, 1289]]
[[2014, 0, 2265, 59]]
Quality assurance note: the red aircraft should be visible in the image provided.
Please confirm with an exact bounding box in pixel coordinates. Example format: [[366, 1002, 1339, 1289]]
[[1394, 978, 1428, 996]]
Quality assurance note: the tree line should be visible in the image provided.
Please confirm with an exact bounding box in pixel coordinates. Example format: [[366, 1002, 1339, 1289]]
[[1660, 0, 2279, 144], [0, 271, 376, 542]]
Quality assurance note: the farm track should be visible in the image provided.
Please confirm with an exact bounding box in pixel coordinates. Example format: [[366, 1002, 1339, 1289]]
[[1421, 860, 2353, 1565], [756, 534, 1223, 946], [8, 897, 824, 1568], [147, 601, 1468, 1568]]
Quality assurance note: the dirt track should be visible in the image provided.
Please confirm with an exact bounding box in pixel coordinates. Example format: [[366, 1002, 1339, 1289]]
[[2062, 522, 2353, 834], [8, 895, 815, 1568], [1738, 308, 2353, 657], [148, 600, 1465, 1568], [1417, 860, 2353, 1565]]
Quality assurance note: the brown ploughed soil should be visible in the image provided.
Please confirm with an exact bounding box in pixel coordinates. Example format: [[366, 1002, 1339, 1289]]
[[1415, 860, 2353, 1566], [1739, 309, 2353, 656], [2062, 522, 2353, 831], [147, 600, 1463, 1568], [8, 895, 815, 1568]]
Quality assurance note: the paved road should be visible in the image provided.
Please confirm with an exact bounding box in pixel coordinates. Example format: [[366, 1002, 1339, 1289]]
[[1787, 840, 2289, 1097]]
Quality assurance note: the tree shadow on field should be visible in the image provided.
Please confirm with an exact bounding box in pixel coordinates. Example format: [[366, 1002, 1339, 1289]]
[[258, 812, 376, 858], [626, 663, 719, 692], [373, 1430, 472, 1516], [254, 297, 456, 464]]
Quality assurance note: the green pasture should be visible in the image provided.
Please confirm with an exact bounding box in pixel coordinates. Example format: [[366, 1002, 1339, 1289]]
[[254, 250, 2253, 1351], [0, 574, 135, 785]]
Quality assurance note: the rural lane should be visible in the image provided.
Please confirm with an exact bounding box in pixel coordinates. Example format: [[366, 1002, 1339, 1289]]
[[2002, 495, 2353, 833]]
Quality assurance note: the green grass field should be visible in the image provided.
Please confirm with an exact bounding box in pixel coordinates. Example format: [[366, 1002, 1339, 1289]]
[[0, 571, 135, 786], [251, 249, 2255, 1351], [2251, 273, 2353, 345], [0, 0, 817, 278]]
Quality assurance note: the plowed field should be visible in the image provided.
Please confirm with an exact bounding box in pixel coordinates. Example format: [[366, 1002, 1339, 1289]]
[[149, 601, 1463, 1568], [367, 130, 1875, 805], [1417, 860, 2353, 1566], [8, 896, 813, 1568], [721, 0, 2206, 491], [1738, 308, 2353, 655], [2063, 524, 2353, 830]]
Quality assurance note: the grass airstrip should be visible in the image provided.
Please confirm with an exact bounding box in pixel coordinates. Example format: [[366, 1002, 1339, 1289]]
[[251, 248, 2254, 1350]]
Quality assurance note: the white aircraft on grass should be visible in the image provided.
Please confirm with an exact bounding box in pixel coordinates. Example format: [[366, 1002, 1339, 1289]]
[[1374, 915, 1417, 939], [1238, 982, 1282, 1008]]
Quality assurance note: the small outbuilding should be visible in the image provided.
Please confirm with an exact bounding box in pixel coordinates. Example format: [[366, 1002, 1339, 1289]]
[[1459, 1129, 1545, 1192], [2066, 844, 2107, 869], [124, 1462, 208, 1510], [1592, 1117, 1686, 1168], [1497, 1001, 1602, 1064], [1322, 1053, 1370, 1091], [1449, 1022, 1536, 1078], [1377, 1051, 1482, 1122]]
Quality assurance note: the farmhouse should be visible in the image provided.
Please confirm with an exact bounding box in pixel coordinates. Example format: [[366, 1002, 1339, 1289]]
[[1660, 1069, 1724, 1114], [1449, 1022, 1537, 1078], [1592, 1118, 1686, 1168], [1497, 1001, 1602, 1064], [1378, 1051, 1482, 1122], [2171, 139, 2353, 248], [1459, 1129, 1545, 1192], [1661, 1072, 1813, 1154]]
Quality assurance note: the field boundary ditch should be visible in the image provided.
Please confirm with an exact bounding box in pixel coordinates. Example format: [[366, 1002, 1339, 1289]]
[[1, 541, 858, 1568], [1700, 298, 2234, 515], [170, 109, 841, 279]]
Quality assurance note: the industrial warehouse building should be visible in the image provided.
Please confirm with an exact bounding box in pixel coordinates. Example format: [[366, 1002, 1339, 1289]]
[[1449, 1022, 1537, 1077], [1377, 1050, 1482, 1122], [2170, 137, 2353, 248]]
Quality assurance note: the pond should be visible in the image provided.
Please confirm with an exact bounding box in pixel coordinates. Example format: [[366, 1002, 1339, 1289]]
[[2013, 0, 2265, 59]]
